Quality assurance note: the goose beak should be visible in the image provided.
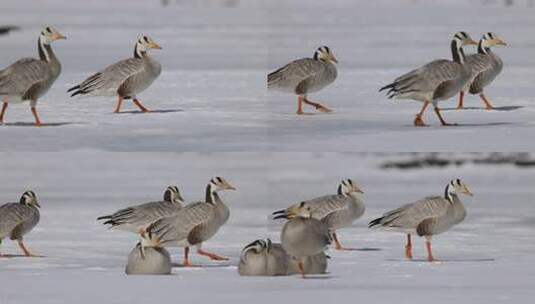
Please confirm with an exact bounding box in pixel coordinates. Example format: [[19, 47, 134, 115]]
[[54, 33, 67, 40], [353, 186, 364, 194], [463, 186, 474, 196], [330, 55, 339, 64], [34, 201, 41, 208], [494, 38, 507, 46], [468, 39, 478, 45], [149, 42, 162, 50]]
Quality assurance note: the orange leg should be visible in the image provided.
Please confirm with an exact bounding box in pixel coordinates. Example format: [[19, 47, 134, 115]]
[[17, 240, 33, 256], [298, 261, 306, 279], [414, 100, 429, 126], [332, 232, 346, 250], [297, 96, 304, 115], [114, 96, 123, 113], [31, 107, 42, 126], [405, 234, 413, 260], [456, 91, 464, 109], [197, 247, 228, 261], [479, 93, 494, 110], [425, 239, 435, 262], [133, 98, 150, 113], [0, 101, 8, 123], [302, 97, 332, 113], [183, 247, 192, 266], [434, 106, 456, 126]]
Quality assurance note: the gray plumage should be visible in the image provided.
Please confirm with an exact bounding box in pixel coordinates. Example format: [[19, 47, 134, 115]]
[[125, 242, 171, 275], [68, 36, 161, 111], [0, 191, 40, 256], [287, 251, 328, 275], [465, 33, 505, 95], [238, 239, 288, 276], [97, 186, 183, 233]]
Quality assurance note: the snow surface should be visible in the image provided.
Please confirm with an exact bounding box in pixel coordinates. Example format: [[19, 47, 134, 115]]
[[0, 0, 534, 151], [0, 152, 534, 303]]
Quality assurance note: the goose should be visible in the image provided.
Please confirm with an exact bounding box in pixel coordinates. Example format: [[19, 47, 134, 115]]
[[125, 242, 171, 275], [380, 32, 477, 126], [143, 177, 236, 266], [0, 26, 65, 126], [97, 185, 184, 235], [238, 239, 289, 276], [369, 179, 473, 262], [268, 46, 337, 114], [457, 32, 506, 110], [274, 202, 331, 278], [273, 179, 364, 250], [68, 36, 162, 113], [0, 191, 40, 256]]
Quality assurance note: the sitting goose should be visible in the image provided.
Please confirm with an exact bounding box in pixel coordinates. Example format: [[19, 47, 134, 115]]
[[273, 179, 364, 250], [125, 242, 171, 275], [380, 32, 477, 126], [68, 36, 162, 113], [0, 26, 65, 126], [143, 177, 236, 266], [268, 46, 337, 114], [457, 32, 507, 110], [0, 191, 41, 256], [97, 185, 184, 235], [369, 179, 473, 262], [287, 251, 328, 275], [274, 202, 331, 278], [238, 239, 288, 276]]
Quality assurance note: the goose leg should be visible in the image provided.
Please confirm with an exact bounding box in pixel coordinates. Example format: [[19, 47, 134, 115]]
[[197, 245, 228, 261], [433, 106, 457, 126], [332, 232, 351, 250], [113, 96, 123, 113], [456, 91, 464, 109], [183, 247, 192, 266], [414, 100, 429, 126], [133, 98, 150, 113], [297, 96, 304, 115], [17, 240, 34, 257], [31, 106, 42, 127], [303, 97, 332, 113], [0, 101, 8, 124], [405, 234, 413, 260], [479, 93, 494, 110], [298, 259, 306, 279], [425, 236, 435, 262]]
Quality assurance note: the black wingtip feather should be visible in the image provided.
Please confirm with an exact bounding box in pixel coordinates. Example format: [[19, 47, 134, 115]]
[[67, 85, 80, 93], [368, 217, 383, 228], [97, 215, 111, 221]]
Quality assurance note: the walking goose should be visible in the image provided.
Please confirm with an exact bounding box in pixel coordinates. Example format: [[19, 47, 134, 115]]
[[268, 46, 337, 114], [273, 179, 364, 250], [0, 27, 65, 126], [369, 179, 473, 262], [238, 239, 289, 276], [97, 186, 184, 235], [0, 191, 40, 256], [68, 36, 162, 113], [143, 177, 236, 266], [380, 32, 477, 126], [457, 32, 506, 110], [274, 202, 331, 278]]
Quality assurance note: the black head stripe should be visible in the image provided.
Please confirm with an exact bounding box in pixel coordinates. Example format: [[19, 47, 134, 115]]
[[216, 177, 223, 183], [299, 201, 305, 208], [143, 36, 149, 42]]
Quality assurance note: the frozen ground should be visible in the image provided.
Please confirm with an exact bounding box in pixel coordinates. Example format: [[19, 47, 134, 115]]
[[0, 0, 534, 151], [0, 152, 534, 303]]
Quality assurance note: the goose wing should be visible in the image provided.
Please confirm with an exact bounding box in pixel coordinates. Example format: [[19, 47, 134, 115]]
[[369, 196, 449, 230], [98, 200, 179, 229], [306, 194, 350, 220], [0, 58, 49, 96], [381, 59, 462, 99], [466, 54, 498, 94], [268, 58, 326, 92], [146, 202, 215, 246], [69, 58, 145, 97], [0, 203, 35, 238]]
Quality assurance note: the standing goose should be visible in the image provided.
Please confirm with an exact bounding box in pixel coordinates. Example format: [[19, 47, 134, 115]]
[[143, 177, 236, 266], [68, 36, 162, 113], [268, 46, 338, 114], [97, 186, 184, 235], [238, 239, 289, 276], [0, 26, 65, 126], [369, 179, 473, 262], [457, 32, 507, 110], [0, 191, 40, 256], [274, 202, 331, 278], [272, 179, 364, 250], [380, 32, 477, 126]]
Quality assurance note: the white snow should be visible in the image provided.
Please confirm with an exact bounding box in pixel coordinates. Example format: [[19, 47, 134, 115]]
[[0, 152, 534, 303], [0, 0, 533, 151]]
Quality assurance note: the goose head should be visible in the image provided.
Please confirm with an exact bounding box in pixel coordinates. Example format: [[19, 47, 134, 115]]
[[338, 178, 364, 196], [19, 190, 40, 208], [40, 26, 66, 44], [481, 32, 507, 47], [163, 185, 184, 203], [313, 46, 338, 64]]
